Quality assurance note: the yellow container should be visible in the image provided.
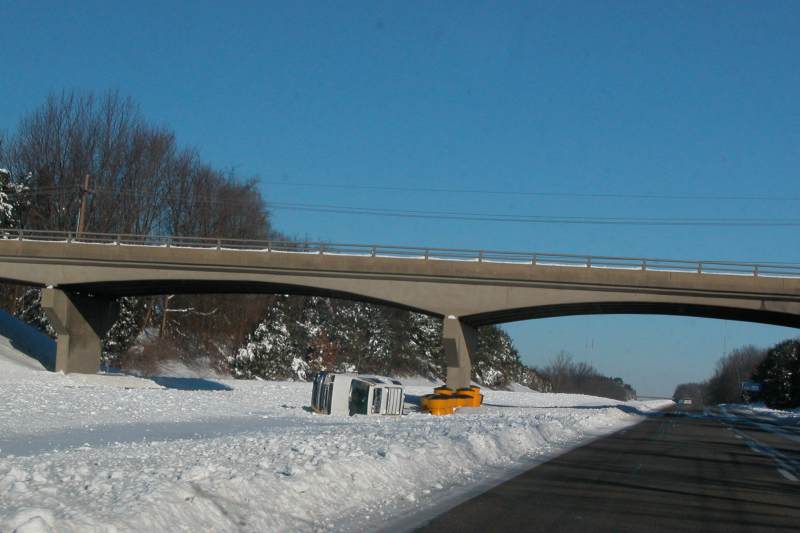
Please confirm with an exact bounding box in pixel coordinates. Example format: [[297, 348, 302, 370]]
[[420, 394, 433, 410], [421, 386, 483, 415], [456, 387, 483, 407], [451, 394, 472, 407], [423, 394, 457, 415]]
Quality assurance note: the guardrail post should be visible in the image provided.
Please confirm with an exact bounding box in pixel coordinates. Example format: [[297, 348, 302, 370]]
[[587, 257, 592, 268], [17, 228, 23, 241], [754, 265, 759, 277], [67, 231, 73, 243], [641, 259, 647, 271], [216, 238, 221, 250], [267, 240, 272, 252], [115, 234, 121, 246], [371, 246, 376, 257], [697, 262, 702, 274], [319, 244, 325, 255], [424, 249, 429, 260], [478, 251, 483, 262], [532, 254, 537, 265]]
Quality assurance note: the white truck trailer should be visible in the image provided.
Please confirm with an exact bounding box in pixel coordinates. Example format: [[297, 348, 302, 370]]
[[311, 372, 405, 416]]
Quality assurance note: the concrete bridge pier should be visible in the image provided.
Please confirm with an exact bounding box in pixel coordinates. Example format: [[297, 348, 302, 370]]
[[41, 288, 119, 374], [443, 316, 476, 389]]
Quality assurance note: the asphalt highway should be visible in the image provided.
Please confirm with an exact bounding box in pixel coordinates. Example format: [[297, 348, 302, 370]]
[[415, 406, 800, 532]]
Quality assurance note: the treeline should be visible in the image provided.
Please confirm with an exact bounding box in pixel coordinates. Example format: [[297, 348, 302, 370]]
[[537, 352, 637, 401], [673, 340, 800, 409], [1, 91, 271, 238], [0, 90, 546, 390], [0, 91, 278, 373], [229, 295, 551, 390]]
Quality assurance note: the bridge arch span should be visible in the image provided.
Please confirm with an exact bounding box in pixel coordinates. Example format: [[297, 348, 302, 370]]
[[464, 301, 800, 329], [59, 279, 439, 317]]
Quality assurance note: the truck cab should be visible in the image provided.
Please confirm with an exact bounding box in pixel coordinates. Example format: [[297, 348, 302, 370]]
[[311, 372, 404, 416]]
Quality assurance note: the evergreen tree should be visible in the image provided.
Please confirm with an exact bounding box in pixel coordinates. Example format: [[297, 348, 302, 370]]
[[474, 326, 520, 387], [356, 303, 394, 374], [15, 288, 55, 337], [300, 296, 339, 374], [515, 365, 552, 392], [228, 295, 305, 380], [102, 297, 142, 366], [404, 313, 444, 379], [228, 296, 547, 390], [754, 339, 800, 408], [0, 168, 26, 230], [0, 169, 13, 227]]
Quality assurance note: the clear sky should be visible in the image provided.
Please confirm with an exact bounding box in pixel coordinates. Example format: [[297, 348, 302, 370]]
[[2, 1, 799, 395]]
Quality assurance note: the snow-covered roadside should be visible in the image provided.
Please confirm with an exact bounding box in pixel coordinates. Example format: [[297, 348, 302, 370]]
[[0, 327, 671, 532], [727, 403, 800, 421]]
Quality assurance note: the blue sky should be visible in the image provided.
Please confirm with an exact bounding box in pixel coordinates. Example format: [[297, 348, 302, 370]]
[[2, 1, 799, 395]]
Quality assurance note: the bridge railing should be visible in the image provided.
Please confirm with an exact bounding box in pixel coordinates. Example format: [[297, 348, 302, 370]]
[[2, 227, 800, 279]]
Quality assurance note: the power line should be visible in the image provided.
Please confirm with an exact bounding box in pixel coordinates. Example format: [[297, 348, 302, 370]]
[[9, 185, 800, 227], [265, 201, 800, 227], [84, 186, 800, 226], [7, 178, 799, 204], [6, 186, 255, 209], [260, 180, 800, 202]]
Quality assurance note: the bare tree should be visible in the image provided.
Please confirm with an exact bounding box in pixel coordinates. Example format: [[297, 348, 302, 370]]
[[540, 352, 634, 400], [7, 90, 272, 240], [706, 345, 766, 404], [3, 90, 277, 373]]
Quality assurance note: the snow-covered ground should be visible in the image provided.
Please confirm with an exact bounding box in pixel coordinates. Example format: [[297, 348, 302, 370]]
[[729, 403, 800, 422], [0, 313, 672, 532]]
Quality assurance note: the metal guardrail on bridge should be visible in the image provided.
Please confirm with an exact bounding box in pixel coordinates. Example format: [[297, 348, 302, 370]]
[[2, 228, 799, 279]]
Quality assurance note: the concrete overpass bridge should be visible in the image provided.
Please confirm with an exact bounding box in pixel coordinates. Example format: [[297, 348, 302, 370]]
[[2, 228, 800, 388]]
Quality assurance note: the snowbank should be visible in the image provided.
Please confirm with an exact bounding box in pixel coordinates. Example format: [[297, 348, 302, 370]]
[[722, 403, 800, 423], [0, 310, 55, 373], [0, 322, 671, 532]]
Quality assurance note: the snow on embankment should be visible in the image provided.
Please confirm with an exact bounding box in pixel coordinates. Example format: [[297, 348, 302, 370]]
[[0, 317, 672, 532], [0, 309, 55, 374]]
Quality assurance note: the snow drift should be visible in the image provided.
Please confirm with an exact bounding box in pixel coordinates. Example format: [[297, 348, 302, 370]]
[[0, 313, 671, 532]]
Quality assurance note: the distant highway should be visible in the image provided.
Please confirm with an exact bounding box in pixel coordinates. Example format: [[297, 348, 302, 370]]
[[414, 406, 800, 532]]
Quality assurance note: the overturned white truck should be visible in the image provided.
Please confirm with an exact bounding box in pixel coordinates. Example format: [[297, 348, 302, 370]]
[[311, 372, 405, 416]]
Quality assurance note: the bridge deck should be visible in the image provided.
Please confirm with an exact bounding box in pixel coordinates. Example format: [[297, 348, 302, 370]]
[[3, 228, 800, 279]]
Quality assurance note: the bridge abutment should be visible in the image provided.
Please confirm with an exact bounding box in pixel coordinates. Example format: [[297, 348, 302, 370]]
[[41, 288, 119, 374], [443, 316, 476, 389]]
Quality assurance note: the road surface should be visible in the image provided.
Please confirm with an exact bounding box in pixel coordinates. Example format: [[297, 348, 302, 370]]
[[414, 406, 800, 532]]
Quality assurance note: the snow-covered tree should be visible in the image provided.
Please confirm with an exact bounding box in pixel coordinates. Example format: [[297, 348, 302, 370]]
[[0, 167, 31, 232], [0, 168, 20, 229], [0, 169, 12, 226], [15, 288, 55, 337], [754, 339, 800, 408], [228, 296, 306, 380], [515, 366, 552, 392], [474, 326, 521, 387], [228, 295, 538, 389], [102, 297, 141, 366], [403, 312, 444, 379], [332, 301, 393, 374]]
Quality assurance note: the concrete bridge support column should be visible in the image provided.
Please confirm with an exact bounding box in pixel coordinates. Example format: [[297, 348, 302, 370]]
[[443, 316, 476, 389], [41, 288, 119, 374]]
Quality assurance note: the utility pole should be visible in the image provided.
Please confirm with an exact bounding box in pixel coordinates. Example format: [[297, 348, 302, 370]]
[[159, 294, 174, 338], [76, 174, 92, 236]]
